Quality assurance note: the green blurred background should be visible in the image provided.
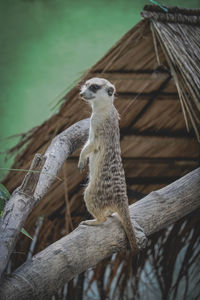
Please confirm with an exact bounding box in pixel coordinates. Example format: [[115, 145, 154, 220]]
[[0, 0, 199, 180]]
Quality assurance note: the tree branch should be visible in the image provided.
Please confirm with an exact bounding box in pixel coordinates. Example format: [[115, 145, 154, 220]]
[[0, 167, 199, 300], [0, 119, 90, 278], [0, 154, 46, 278], [34, 118, 89, 201]]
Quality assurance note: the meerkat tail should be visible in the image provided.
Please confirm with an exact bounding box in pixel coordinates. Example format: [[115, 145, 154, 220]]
[[116, 205, 138, 252]]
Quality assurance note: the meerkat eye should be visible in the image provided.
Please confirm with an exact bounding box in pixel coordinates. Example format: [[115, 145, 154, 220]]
[[89, 84, 101, 93]]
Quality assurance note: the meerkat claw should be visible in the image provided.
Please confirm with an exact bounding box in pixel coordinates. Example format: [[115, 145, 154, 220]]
[[80, 220, 88, 225]]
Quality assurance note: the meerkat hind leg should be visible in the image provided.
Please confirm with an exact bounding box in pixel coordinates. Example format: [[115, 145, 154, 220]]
[[81, 216, 107, 226]]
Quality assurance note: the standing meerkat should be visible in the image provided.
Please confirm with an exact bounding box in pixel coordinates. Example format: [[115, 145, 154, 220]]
[[78, 77, 137, 252]]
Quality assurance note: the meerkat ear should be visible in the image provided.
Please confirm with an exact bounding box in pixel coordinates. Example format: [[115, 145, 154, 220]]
[[107, 86, 114, 96]]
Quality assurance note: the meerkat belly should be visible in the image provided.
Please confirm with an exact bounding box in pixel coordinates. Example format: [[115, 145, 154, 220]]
[[88, 148, 104, 183], [84, 148, 105, 211], [85, 146, 126, 211]]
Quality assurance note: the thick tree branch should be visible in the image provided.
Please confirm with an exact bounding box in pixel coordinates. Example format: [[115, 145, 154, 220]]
[[0, 154, 46, 278], [0, 167, 199, 300], [34, 118, 89, 200], [0, 119, 90, 278]]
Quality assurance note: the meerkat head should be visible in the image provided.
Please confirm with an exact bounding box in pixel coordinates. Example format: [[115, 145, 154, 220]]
[[80, 78, 115, 108]]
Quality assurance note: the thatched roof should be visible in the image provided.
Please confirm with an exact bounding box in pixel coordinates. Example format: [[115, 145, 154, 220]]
[[3, 5, 200, 269], [142, 5, 200, 140]]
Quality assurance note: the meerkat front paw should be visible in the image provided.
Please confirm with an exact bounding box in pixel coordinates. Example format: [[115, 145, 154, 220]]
[[80, 219, 104, 226], [78, 159, 87, 172]]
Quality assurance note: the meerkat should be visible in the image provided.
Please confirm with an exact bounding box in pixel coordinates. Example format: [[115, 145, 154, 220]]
[[78, 77, 137, 252]]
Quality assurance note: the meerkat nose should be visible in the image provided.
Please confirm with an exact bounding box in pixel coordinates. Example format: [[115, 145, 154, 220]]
[[80, 91, 84, 97]]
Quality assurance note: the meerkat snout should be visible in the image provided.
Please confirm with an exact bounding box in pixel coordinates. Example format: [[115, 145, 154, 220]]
[[80, 91, 86, 98]]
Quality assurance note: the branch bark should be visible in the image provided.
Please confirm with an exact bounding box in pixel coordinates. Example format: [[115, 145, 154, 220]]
[[0, 119, 90, 278], [0, 154, 46, 278], [0, 167, 199, 300], [34, 118, 89, 200]]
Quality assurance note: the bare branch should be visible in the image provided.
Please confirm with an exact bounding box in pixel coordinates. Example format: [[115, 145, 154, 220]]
[[0, 119, 90, 278], [0, 154, 46, 278], [0, 167, 199, 300], [34, 118, 89, 201]]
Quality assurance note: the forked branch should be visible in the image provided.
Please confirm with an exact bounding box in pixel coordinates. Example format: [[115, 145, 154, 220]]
[[0, 119, 90, 278]]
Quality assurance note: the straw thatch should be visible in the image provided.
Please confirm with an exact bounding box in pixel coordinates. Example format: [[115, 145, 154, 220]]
[[2, 4, 200, 299], [142, 5, 200, 140]]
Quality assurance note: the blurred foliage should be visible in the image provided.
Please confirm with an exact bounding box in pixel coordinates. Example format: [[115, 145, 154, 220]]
[[0, 183, 10, 213]]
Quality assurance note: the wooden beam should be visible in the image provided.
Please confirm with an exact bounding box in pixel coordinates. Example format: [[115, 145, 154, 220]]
[[92, 68, 170, 74], [68, 156, 199, 163], [126, 176, 179, 185], [117, 91, 178, 99], [128, 75, 172, 128], [122, 157, 200, 164], [120, 128, 195, 139]]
